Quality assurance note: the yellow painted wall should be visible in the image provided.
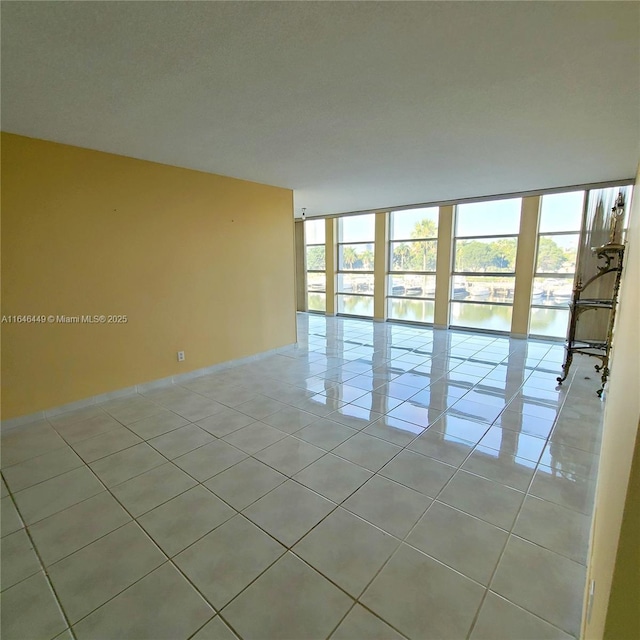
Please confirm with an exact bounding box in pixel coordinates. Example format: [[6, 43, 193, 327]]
[[604, 424, 640, 640], [1, 133, 295, 419], [583, 164, 639, 638]]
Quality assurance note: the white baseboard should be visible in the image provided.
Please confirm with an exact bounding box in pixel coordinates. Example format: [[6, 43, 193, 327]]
[[1, 343, 296, 432]]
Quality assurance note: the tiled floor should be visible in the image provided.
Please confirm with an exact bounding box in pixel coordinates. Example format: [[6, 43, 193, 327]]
[[1, 313, 605, 640]]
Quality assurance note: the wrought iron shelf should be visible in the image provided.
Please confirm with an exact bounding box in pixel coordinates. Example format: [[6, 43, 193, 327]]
[[557, 242, 625, 397]]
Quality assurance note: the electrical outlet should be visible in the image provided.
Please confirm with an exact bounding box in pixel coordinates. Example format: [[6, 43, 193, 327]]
[[177, 351, 185, 362]]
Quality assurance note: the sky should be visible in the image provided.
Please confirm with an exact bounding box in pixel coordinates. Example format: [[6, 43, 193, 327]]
[[305, 190, 588, 244]]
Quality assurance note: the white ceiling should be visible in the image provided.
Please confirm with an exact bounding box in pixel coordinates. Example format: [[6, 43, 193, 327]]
[[2, 1, 638, 217]]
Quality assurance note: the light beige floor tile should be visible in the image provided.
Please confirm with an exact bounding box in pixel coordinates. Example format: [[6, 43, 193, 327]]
[[29, 492, 131, 565], [72, 563, 213, 640], [138, 486, 235, 557], [513, 495, 590, 564], [539, 442, 599, 480], [89, 442, 166, 487], [1, 495, 24, 537], [295, 418, 357, 450], [343, 475, 431, 538], [362, 415, 424, 446], [110, 462, 197, 516], [407, 501, 508, 585], [2, 446, 84, 493], [204, 458, 286, 510], [164, 396, 227, 422], [173, 440, 247, 482], [462, 445, 537, 491], [330, 604, 404, 640], [191, 616, 238, 640], [243, 480, 335, 547], [48, 521, 165, 623], [327, 404, 382, 429], [236, 396, 288, 420], [196, 408, 256, 437], [491, 536, 586, 636], [0, 571, 67, 640], [380, 449, 456, 497], [222, 422, 288, 454], [529, 464, 597, 515], [13, 466, 104, 524], [127, 409, 189, 439], [222, 552, 352, 640], [407, 427, 475, 466], [294, 507, 399, 597], [293, 453, 373, 503], [480, 426, 546, 464], [71, 426, 142, 462], [99, 396, 165, 424], [254, 436, 326, 476], [47, 406, 107, 429], [361, 543, 485, 639], [175, 514, 285, 609], [439, 470, 525, 529], [470, 592, 573, 640], [492, 410, 555, 439], [1, 422, 67, 467], [332, 434, 401, 472], [261, 406, 318, 433], [53, 413, 123, 444], [1, 528, 42, 590], [148, 424, 216, 459]]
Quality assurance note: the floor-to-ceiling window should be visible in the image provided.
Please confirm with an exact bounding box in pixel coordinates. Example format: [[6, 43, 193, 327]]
[[337, 213, 375, 317], [450, 198, 522, 332], [529, 191, 584, 338], [305, 219, 326, 312], [387, 207, 438, 323]]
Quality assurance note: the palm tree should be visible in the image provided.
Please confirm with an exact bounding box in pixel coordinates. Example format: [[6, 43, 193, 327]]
[[342, 246, 358, 270], [410, 219, 438, 271]]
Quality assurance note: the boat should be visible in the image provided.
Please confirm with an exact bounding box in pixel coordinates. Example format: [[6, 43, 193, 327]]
[[553, 284, 573, 303]]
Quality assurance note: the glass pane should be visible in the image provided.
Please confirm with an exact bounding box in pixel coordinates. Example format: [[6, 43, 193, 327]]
[[307, 273, 326, 292], [338, 273, 374, 294], [536, 234, 578, 273], [339, 214, 375, 243], [337, 294, 374, 317], [450, 302, 513, 332], [307, 292, 326, 312], [338, 243, 375, 270], [532, 277, 574, 307], [390, 240, 437, 271], [305, 219, 325, 244], [306, 245, 325, 271], [389, 299, 435, 323], [530, 307, 570, 338], [390, 208, 438, 240], [451, 275, 516, 303], [454, 238, 518, 273], [388, 274, 436, 298], [539, 191, 584, 233], [456, 198, 521, 236]]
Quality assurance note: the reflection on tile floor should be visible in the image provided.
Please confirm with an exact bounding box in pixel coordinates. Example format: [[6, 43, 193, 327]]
[[1, 313, 605, 639]]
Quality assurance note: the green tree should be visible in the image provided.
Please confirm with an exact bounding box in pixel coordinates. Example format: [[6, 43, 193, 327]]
[[537, 236, 567, 272], [360, 249, 374, 270], [392, 243, 411, 270], [342, 246, 358, 270], [306, 246, 325, 271], [456, 241, 494, 272], [410, 219, 438, 271], [491, 238, 517, 271]]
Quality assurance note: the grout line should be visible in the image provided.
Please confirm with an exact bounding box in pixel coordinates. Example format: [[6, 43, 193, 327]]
[[1, 316, 601, 640]]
